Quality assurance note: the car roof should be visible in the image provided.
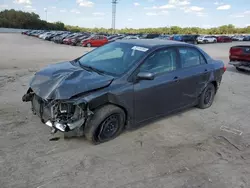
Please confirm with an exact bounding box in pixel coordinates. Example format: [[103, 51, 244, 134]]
[[116, 39, 190, 48]]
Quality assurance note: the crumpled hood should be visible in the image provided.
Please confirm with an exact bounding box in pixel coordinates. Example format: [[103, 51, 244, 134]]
[[30, 61, 114, 100]]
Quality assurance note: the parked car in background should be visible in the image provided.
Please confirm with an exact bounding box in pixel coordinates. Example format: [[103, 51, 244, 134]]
[[39, 32, 52, 39], [45, 32, 64, 41], [81, 35, 108, 47], [107, 35, 119, 41], [22, 39, 226, 144], [33, 31, 46, 37], [63, 33, 83, 45], [181, 35, 200, 44], [229, 45, 250, 71], [71, 35, 90, 46], [21, 30, 30, 35], [27, 30, 38, 36], [53, 33, 72, 44], [232, 35, 245, 41], [156, 35, 171, 40], [108, 35, 125, 43], [216, 36, 232, 43], [124, 35, 140, 39], [197, 35, 217, 44], [172, 35, 183, 41], [171, 35, 199, 44], [62, 33, 79, 44], [243, 36, 250, 41], [141, 34, 160, 39]]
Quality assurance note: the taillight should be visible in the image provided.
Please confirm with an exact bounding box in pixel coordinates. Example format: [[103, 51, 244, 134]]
[[230, 47, 243, 55], [223, 64, 227, 72]]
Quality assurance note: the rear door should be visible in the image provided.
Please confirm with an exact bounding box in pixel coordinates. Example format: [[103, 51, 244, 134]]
[[175, 47, 211, 106]]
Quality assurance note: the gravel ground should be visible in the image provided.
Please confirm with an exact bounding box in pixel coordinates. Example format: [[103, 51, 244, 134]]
[[1, 33, 250, 188]]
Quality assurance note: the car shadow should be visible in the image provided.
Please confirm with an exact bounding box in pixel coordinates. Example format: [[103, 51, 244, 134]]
[[60, 106, 196, 142], [226, 66, 250, 75], [128, 106, 196, 132]]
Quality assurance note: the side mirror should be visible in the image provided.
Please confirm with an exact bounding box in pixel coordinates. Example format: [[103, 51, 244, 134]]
[[137, 72, 155, 81]]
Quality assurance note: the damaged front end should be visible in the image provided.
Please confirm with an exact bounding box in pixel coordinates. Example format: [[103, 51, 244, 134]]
[[22, 89, 91, 134]]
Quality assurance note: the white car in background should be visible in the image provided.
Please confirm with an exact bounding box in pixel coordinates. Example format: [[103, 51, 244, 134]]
[[232, 35, 245, 41], [39, 32, 51, 39], [197, 35, 217, 44], [123, 35, 140, 39]]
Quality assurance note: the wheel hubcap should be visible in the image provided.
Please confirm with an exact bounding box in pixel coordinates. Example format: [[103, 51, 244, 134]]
[[204, 88, 212, 105], [98, 114, 119, 141]]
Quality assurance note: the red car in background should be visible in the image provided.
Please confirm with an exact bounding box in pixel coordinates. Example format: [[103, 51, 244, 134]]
[[229, 45, 250, 71], [63, 38, 73, 45], [216, 36, 232, 43], [81, 35, 108, 47]]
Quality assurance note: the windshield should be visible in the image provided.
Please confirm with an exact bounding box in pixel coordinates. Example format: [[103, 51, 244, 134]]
[[77, 42, 149, 76]]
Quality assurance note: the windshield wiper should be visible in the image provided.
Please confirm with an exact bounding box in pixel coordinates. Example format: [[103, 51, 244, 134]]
[[76, 61, 105, 75], [84, 65, 105, 75]]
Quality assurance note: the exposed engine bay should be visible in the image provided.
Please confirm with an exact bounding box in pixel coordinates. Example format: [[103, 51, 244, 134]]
[[22, 89, 90, 134]]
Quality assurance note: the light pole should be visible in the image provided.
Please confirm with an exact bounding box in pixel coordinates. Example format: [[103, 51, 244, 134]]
[[44, 8, 48, 22], [111, 0, 118, 34]]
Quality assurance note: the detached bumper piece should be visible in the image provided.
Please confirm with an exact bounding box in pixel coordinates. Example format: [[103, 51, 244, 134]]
[[45, 118, 85, 133], [229, 61, 250, 71]]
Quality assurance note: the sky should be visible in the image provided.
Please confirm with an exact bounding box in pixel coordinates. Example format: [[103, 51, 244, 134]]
[[0, 0, 250, 29]]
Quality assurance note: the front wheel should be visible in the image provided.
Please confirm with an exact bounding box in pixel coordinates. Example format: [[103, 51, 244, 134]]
[[84, 105, 125, 144], [86, 43, 92, 47], [197, 83, 216, 109]]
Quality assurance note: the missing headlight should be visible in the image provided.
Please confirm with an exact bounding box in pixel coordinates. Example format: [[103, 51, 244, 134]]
[[59, 103, 75, 114]]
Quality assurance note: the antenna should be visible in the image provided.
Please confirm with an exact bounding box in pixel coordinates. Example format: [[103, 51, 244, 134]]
[[111, 0, 118, 34]]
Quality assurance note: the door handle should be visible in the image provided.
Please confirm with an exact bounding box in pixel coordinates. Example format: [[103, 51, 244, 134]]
[[173, 76, 179, 82], [204, 69, 209, 74]]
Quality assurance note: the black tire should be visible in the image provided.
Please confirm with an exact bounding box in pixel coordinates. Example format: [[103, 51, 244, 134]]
[[204, 40, 208, 44], [236, 67, 244, 72], [197, 83, 216, 109], [86, 43, 92, 47], [84, 105, 125, 144]]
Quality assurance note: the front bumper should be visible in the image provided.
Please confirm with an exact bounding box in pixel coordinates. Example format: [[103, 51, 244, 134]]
[[229, 61, 250, 71], [23, 93, 86, 133]]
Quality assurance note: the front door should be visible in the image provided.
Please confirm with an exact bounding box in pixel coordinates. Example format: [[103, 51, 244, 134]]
[[134, 47, 182, 123], [91, 36, 99, 46]]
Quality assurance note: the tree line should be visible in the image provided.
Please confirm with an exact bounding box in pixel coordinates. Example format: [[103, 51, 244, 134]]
[[1, 9, 250, 34], [0, 9, 65, 30]]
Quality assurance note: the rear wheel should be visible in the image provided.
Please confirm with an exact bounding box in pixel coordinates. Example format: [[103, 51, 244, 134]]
[[197, 83, 215, 109], [84, 105, 125, 144]]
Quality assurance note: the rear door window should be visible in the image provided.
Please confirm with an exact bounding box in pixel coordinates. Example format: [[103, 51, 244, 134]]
[[179, 47, 206, 68]]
